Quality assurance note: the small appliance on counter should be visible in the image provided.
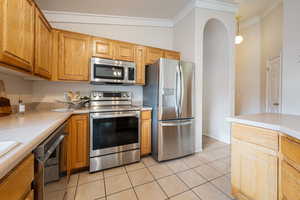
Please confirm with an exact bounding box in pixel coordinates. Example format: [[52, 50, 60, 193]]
[[144, 58, 195, 162], [0, 80, 12, 117], [89, 91, 140, 172]]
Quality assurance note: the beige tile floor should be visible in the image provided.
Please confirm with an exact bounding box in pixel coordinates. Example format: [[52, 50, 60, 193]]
[[47, 136, 234, 200]]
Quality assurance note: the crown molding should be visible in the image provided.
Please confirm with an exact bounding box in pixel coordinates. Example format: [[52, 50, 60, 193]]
[[173, 0, 196, 24], [261, 0, 282, 18], [43, 10, 174, 27], [195, 0, 238, 13]]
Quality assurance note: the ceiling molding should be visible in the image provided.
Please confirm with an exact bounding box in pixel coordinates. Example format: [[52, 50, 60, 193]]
[[43, 10, 174, 27], [173, 0, 196, 24], [195, 0, 238, 13], [240, 16, 261, 29]]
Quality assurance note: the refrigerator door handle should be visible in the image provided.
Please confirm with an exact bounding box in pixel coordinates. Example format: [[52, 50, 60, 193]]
[[175, 65, 180, 118], [161, 120, 193, 127], [178, 63, 183, 116]]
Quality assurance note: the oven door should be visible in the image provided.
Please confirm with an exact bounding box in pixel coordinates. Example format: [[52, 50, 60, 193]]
[[90, 111, 140, 157]]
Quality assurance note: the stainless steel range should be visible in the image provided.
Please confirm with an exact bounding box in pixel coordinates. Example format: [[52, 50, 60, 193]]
[[89, 91, 141, 172]]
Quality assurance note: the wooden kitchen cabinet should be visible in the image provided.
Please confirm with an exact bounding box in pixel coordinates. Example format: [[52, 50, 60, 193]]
[[114, 41, 135, 62], [0, 154, 34, 200], [145, 47, 164, 64], [0, 0, 35, 72], [58, 30, 91, 81], [92, 37, 114, 59], [280, 135, 300, 200], [135, 46, 146, 85], [70, 114, 89, 171], [34, 6, 52, 79], [164, 50, 180, 60], [141, 110, 152, 156], [231, 124, 278, 200]]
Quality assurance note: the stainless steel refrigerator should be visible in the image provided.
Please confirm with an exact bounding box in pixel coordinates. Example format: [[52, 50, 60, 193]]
[[143, 58, 195, 161]]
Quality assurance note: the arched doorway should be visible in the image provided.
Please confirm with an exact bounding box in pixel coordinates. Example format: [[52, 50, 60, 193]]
[[202, 19, 231, 144]]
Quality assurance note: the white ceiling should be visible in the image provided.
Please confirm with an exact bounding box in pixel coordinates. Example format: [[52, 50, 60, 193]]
[[235, 0, 281, 20], [35, 0, 191, 19], [35, 0, 280, 20]]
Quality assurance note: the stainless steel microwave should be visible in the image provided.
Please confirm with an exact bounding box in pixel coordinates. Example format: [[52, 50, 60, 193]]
[[90, 57, 136, 84]]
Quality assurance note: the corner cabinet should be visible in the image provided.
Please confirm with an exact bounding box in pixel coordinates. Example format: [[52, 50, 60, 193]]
[[58, 30, 91, 81], [0, 0, 35, 72], [34, 7, 52, 79], [70, 114, 89, 171], [231, 124, 278, 200], [141, 110, 152, 156], [145, 47, 164, 65]]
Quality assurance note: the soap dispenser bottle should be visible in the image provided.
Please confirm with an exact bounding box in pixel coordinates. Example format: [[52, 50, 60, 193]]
[[18, 98, 25, 114]]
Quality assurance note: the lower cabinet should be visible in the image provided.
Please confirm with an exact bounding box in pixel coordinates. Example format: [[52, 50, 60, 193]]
[[70, 114, 89, 171], [231, 124, 278, 200], [280, 135, 300, 200], [140, 110, 152, 156], [0, 154, 34, 200]]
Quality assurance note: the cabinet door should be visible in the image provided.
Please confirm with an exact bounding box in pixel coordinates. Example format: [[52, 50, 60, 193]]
[[34, 8, 52, 79], [231, 139, 278, 200], [145, 47, 164, 64], [164, 50, 180, 60], [141, 111, 152, 156], [70, 114, 89, 170], [0, 0, 35, 71], [114, 42, 135, 61], [281, 160, 300, 200], [58, 31, 90, 81], [135, 46, 146, 85], [92, 37, 114, 59], [24, 190, 34, 200]]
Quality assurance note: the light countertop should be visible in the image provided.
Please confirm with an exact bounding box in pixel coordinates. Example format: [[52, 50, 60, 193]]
[[227, 113, 300, 140], [0, 106, 152, 179]]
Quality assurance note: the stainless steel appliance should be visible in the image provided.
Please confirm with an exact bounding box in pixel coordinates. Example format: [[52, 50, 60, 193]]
[[34, 122, 68, 200], [89, 91, 140, 172], [90, 57, 136, 84], [143, 58, 195, 161]]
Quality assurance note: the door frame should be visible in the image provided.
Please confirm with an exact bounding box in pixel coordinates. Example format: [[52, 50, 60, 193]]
[[266, 53, 282, 113]]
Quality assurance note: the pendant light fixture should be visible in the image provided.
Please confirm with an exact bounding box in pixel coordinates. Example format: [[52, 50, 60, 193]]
[[235, 16, 244, 45]]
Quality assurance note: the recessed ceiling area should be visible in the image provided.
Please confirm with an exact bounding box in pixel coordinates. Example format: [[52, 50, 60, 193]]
[[35, 0, 191, 19]]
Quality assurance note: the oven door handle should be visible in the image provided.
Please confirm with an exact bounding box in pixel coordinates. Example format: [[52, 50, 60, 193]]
[[91, 112, 139, 119], [43, 135, 65, 162]]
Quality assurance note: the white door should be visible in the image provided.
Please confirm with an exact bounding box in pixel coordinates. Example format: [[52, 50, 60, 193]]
[[266, 55, 282, 113]]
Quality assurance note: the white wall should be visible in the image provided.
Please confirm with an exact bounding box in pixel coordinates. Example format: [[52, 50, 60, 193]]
[[236, 3, 282, 115], [52, 23, 173, 50], [32, 81, 143, 105], [282, 0, 300, 114], [235, 23, 261, 115], [0, 72, 33, 105], [174, 8, 236, 147], [203, 19, 230, 143]]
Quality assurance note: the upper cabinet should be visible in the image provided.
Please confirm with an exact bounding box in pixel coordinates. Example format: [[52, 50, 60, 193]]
[[114, 41, 135, 62], [145, 47, 164, 65], [92, 37, 135, 62], [0, 0, 35, 72], [134, 46, 146, 85], [164, 50, 180, 61], [34, 7, 52, 79], [92, 37, 114, 59], [58, 30, 91, 81]]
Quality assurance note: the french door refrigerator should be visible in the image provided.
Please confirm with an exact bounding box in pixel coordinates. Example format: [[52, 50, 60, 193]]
[[143, 58, 195, 161]]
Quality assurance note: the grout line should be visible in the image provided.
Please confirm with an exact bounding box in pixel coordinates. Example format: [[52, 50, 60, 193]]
[[124, 167, 140, 200]]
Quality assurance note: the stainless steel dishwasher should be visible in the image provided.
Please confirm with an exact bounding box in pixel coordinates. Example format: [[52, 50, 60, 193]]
[[34, 121, 68, 200]]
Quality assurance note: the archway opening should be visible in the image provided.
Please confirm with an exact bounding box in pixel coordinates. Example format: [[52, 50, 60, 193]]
[[202, 19, 230, 145]]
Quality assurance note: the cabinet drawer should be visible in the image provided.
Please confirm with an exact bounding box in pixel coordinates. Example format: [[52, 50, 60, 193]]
[[281, 160, 300, 200], [232, 123, 279, 151], [0, 154, 34, 200], [281, 136, 300, 166], [141, 110, 151, 120]]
